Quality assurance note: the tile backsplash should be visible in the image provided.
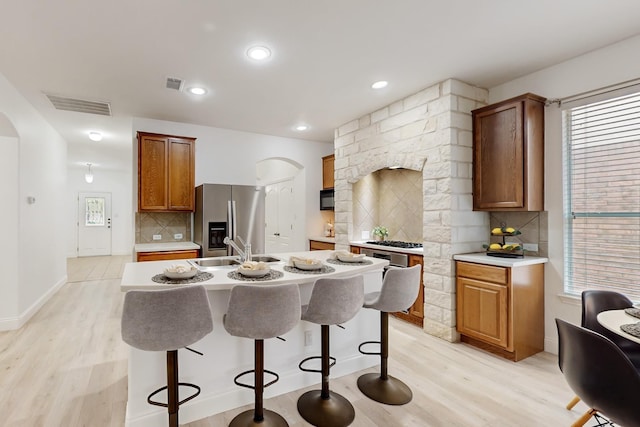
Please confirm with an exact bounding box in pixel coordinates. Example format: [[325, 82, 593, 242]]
[[489, 211, 548, 256], [135, 212, 191, 243], [352, 168, 422, 242]]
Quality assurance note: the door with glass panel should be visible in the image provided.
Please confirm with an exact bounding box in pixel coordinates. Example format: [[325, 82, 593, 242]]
[[78, 192, 112, 257]]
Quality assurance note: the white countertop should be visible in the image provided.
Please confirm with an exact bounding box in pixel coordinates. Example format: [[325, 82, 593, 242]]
[[349, 240, 424, 256], [121, 250, 388, 291], [308, 236, 335, 243], [453, 252, 548, 267], [134, 242, 201, 252]]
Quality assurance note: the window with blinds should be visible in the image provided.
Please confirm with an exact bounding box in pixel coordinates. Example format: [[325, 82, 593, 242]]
[[563, 91, 640, 300]]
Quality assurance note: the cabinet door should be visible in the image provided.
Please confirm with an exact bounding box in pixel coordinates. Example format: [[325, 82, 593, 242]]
[[407, 255, 424, 320], [139, 135, 168, 211], [473, 100, 524, 210], [322, 154, 335, 189], [457, 277, 508, 348], [167, 138, 195, 211]]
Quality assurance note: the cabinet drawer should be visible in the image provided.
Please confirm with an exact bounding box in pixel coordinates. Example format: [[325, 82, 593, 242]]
[[137, 250, 199, 262], [309, 240, 335, 251], [457, 261, 508, 285]]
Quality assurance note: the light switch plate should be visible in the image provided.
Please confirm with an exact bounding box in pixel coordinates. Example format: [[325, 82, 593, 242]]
[[361, 230, 370, 240], [152, 234, 162, 241], [523, 243, 539, 252], [174, 233, 183, 240]]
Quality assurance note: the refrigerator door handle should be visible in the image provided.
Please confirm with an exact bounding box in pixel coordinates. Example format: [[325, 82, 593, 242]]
[[232, 200, 238, 240], [227, 200, 233, 256]]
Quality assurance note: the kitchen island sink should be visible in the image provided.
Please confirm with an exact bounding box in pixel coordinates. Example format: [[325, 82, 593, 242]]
[[188, 257, 241, 267]]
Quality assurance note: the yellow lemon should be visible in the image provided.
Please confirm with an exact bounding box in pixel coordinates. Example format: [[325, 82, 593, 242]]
[[505, 227, 516, 233], [491, 227, 502, 235], [489, 243, 502, 250], [502, 244, 512, 250]]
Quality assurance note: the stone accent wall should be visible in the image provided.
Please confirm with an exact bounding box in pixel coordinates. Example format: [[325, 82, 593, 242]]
[[334, 79, 489, 341]]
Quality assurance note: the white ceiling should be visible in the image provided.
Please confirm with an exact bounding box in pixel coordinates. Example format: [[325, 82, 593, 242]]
[[2, 0, 640, 171]]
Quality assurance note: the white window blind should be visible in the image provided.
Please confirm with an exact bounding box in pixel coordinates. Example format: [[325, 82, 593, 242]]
[[563, 91, 640, 300]]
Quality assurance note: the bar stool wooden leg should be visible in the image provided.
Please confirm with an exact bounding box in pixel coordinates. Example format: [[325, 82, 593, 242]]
[[357, 312, 412, 405], [297, 325, 355, 427], [229, 340, 289, 427], [167, 350, 179, 427]]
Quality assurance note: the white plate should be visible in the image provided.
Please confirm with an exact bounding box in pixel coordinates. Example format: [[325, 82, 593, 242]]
[[164, 268, 198, 280], [238, 267, 270, 277], [337, 253, 366, 263], [294, 260, 323, 270]]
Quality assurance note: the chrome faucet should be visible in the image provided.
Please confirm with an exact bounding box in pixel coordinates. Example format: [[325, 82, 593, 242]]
[[223, 236, 251, 262]]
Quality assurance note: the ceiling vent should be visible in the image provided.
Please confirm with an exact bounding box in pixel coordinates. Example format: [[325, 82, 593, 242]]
[[166, 77, 184, 91], [45, 94, 112, 116]]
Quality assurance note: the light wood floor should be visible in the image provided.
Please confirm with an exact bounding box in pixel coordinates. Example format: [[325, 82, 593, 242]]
[[0, 255, 603, 426]]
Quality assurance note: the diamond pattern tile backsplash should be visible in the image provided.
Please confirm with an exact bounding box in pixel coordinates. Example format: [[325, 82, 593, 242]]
[[135, 212, 191, 243], [489, 211, 548, 256], [353, 169, 423, 242]]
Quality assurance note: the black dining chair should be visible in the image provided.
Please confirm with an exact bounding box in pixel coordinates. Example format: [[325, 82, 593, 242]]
[[556, 318, 640, 427], [565, 290, 640, 411]]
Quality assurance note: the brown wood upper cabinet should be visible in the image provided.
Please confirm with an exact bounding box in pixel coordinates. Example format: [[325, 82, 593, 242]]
[[322, 154, 335, 189], [138, 132, 195, 212], [472, 93, 545, 211]]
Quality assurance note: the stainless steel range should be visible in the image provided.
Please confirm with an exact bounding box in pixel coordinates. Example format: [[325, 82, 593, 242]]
[[360, 241, 423, 268]]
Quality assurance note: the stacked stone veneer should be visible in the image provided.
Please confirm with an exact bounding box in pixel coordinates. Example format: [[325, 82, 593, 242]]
[[334, 79, 490, 341]]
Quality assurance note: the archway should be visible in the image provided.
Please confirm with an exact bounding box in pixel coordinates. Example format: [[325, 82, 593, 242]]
[[256, 158, 305, 253]]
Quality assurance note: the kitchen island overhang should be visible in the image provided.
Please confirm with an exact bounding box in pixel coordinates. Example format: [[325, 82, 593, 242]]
[[120, 250, 388, 427]]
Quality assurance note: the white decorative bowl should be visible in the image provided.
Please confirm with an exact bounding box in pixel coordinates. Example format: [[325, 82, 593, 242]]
[[337, 253, 366, 263], [294, 260, 323, 270], [238, 266, 270, 277], [164, 266, 198, 280]]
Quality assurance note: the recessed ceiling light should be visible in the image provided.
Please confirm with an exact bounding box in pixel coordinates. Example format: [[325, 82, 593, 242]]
[[371, 80, 388, 89], [295, 125, 309, 131], [247, 46, 272, 61], [88, 131, 102, 141], [187, 87, 207, 95]]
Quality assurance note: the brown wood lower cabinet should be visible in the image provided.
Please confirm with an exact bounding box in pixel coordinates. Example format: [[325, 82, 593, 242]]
[[456, 261, 544, 361], [136, 249, 199, 262], [309, 240, 335, 251]]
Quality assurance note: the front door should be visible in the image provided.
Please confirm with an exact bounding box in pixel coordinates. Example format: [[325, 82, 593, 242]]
[[78, 192, 112, 257]]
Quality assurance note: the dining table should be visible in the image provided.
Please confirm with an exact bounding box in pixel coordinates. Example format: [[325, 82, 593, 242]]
[[597, 309, 640, 345]]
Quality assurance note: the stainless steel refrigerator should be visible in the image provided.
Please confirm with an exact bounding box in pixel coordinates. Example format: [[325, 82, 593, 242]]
[[194, 184, 266, 258]]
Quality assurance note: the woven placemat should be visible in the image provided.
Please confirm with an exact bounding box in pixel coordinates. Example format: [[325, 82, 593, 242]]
[[151, 271, 213, 285], [624, 307, 640, 319], [325, 258, 373, 266], [283, 265, 335, 275], [227, 270, 284, 282], [620, 322, 640, 338]]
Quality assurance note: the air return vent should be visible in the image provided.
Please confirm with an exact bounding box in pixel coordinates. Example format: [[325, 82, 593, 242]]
[[166, 77, 184, 91], [45, 94, 112, 116]]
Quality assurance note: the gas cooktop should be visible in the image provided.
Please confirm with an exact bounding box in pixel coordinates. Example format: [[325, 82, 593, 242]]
[[365, 240, 423, 249]]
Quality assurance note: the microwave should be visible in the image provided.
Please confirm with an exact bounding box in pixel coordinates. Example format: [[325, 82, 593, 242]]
[[319, 189, 334, 211]]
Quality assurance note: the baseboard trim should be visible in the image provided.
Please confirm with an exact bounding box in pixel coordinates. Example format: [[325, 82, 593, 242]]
[[0, 275, 67, 331]]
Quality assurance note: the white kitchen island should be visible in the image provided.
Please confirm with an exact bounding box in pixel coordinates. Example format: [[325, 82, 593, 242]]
[[120, 250, 388, 427]]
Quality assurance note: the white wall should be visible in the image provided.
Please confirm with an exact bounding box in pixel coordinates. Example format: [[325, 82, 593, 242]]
[[488, 34, 640, 353], [132, 118, 333, 240], [66, 168, 134, 257], [0, 134, 19, 321], [0, 72, 68, 330]]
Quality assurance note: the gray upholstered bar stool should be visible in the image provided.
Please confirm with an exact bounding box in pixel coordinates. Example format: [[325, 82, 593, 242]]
[[223, 283, 301, 427], [357, 264, 421, 405], [121, 285, 214, 427], [297, 275, 365, 427]]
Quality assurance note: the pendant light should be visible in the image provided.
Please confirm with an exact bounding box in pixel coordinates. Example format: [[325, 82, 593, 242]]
[[85, 163, 94, 183]]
